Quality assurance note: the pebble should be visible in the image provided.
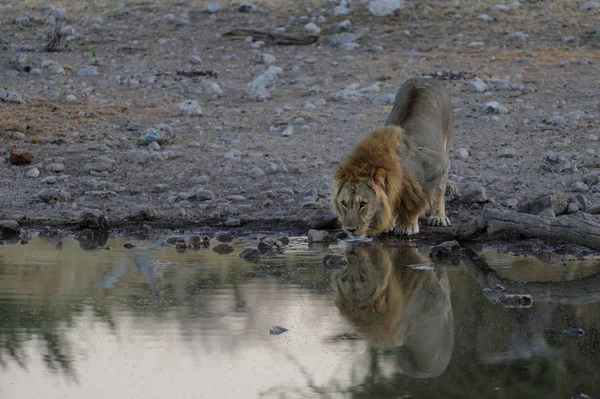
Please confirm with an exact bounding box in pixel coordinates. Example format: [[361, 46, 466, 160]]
[[540, 154, 570, 173], [11, 132, 26, 141], [42, 176, 57, 184], [304, 22, 321, 35], [369, 0, 404, 16], [248, 166, 265, 178], [561, 35, 575, 43], [37, 189, 72, 203], [76, 66, 99, 77], [468, 41, 485, 48], [505, 31, 527, 41], [202, 79, 223, 97], [461, 182, 488, 204], [203, 2, 222, 13], [0, 220, 21, 239], [333, 0, 350, 15], [254, 53, 277, 64], [482, 101, 508, 114], [337, 20, 351, 32], [580, 1, 599, 10], [148, 141, 160, 151], [83, 157, 117, 173], [329, 84, 361, 103], [491, 4, 509, 11], [26, 167, 40, 178], [455, 148, 470, 159], [372, 93, 396, 105], [247, 66, 282, 101], [186, 55, 202, 64], [478, 14, 494, 22], [239, 248, 261, 262], [468, 77, 488, 92], [78, 209, 110, 230], [571, 181, 589, 193], [48, 163, 65, 172], [213, 243, 235, 254], [282, 126, 294, 136], [178, 100, 203, 116], [496, 148, 515, 158], [0, 90, 26, 105], [224, 148, 242, 158], [238, 2, 257, 12], [139, 124, 173, 145], [269, 326, 288, 335], [308, 229, 331, 243]]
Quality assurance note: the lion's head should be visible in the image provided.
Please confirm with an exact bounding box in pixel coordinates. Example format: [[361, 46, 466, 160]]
[[332, 168, 394, 238], [332, 244, 454, 378]]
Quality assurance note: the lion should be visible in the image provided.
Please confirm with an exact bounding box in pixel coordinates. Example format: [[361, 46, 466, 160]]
[[331, 244, 454, 378], [332, 77, 453, 237]]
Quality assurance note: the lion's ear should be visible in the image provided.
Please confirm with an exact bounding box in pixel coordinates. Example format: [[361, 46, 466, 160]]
[[371, 168, 387, 188]]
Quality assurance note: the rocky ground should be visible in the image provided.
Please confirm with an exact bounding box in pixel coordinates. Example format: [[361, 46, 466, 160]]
[[1, 0, 599, 238]]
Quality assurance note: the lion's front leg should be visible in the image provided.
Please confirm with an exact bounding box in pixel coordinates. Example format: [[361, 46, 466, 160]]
[[427, 179, 451, 228], [393, 216, 420, 236]]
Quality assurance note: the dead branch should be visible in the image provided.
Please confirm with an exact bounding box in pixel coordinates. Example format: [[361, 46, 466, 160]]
[[457, 207, 600, 251], [222, 29, 319, 45], [460, 248, 600, 305]]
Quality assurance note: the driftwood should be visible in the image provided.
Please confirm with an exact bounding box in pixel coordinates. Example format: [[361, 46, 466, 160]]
[[222, 29, 319, 45], [460, 248, 600, 305], [457, 206, 600, 251]]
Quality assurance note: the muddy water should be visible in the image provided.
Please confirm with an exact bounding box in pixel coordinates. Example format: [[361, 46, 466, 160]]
[[1, 234, 600, 399]]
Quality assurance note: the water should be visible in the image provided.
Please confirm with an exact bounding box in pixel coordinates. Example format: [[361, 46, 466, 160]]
[[1, 233, 600, 399]]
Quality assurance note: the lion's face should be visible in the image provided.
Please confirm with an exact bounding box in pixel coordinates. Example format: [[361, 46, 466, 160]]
[[334, 179, 385, 238]]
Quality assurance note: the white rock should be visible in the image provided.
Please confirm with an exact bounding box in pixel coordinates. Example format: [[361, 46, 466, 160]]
[[76, 66, 99, 77], [337, 20, 351, 32], [254, 53, 277, 64], [491, 4, 509, 12], [178, 100, 203, 116], [282, 126, 294, 136], [224, 148, 242, 158], [333, 0, 350, 15], [11, 132, 26, 141], [580, 1, 599, 10], [148, 141, 161, 151], [304, 22, 321, 35], [468, 77, 488, 92], [505, 31, 527, 41], [508, 1, 520, 9], [26, 167, 40, 178], [0, 90, 26, 105], [247, 66, 282, 101], [482, 101, 508, 114], [186, 55, 202, 64], [66, 94, 77, 101], [202, 79, 223, 97], [467, 41, 485, 48], [456, 148, 470, 159], [203, 2, 221, 13], [369, 0, 404, 16], [478, 14, 494, 21]]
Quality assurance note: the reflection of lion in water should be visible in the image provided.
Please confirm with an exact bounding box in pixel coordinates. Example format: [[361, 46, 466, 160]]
[[332, 78, 453, 237], [332, 244, 454, 378]]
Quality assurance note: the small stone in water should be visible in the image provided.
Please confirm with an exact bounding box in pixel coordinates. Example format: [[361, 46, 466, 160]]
[[563, 328, 585, 336], [269, 326, 288, 335]]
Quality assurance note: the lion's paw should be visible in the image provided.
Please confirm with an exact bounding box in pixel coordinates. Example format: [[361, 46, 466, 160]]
[[393, 223, 419, 236], [427, 216, 451, 227]]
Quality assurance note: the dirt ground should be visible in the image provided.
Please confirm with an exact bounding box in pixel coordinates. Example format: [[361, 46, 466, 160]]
[[1, 0, 599, 238]]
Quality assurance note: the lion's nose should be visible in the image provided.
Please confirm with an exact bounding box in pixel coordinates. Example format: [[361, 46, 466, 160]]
[[347, 227, 358, 234]]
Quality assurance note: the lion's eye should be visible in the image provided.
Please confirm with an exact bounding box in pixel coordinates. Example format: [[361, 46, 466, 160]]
[[341, 201, 347, 208], [359, 202, 367, 209]]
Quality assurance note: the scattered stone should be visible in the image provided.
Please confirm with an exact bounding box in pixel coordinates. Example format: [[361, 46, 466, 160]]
[[203, 2, 222, 13], [337, 20, 351, 32], [166, 235, 187, 245], [482, 101, 508, 114], [0, 220, 21, 239], [239, 248, 261, 262], [42, 176, 57, 184], [497, 294, 532, 308], [258, 236, 288, 254], [468, 77, 488, 92], [139, 124, 173, 145], [216, 233, 234, 242], [131, 207, 160, 221], [76, 66, 99, 77], [329, 84, 361, 103], [508, 1, 520, 9], [247, 66, 282, 101], [26, 167, 40, 178], [304, 22, 321, 35], [468, 41, 485, 48], [561, 35, 575, 43], [496, 148, 515, 158], [491, 4, 509, 11], [78, 209, 110, 230], [308, 229, 331, 243], [518, 192, 568, 216], [455, 148, 470, 159], [583, 174, 599, 186], [186, 55, 202, 64], [178, 100, 203, 116], [189, 235, 210, 249], [38, 189, 72, 203], [505, 31, 527, 41], [254, 53, 277, 64], [333, 0, 350, 15], [429, 240, 461, 263], [269, 326, 288, 335], [11, 132, 26, 141], [540, 154, 570, 173], [248, 166, 265, 178], [202, 79, 224, 97], [224, 218, 243, 227], [212, 243, 235, 254], [148, 141, 160, 151], [282, 126, 294, 137], [372, 93, 396, 105], [190, 187, 216, 201], [238, 2, 257, 12], [224, 148, 242, 159], [478, 14, 495, 22], [123, 242, 136, 249], [84, 157, 117, 173], [460, 182, 488, 204], [580, 1, 599, 10], [571, 181, 589, 193], [48, 163, 65, 173], [0, 90, 26, 105], [369, 0, 404, 16]]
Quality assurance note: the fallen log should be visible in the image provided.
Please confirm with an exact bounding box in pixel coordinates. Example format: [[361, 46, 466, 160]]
[[222, 28, 319, 45], [460, 248, 600, 305], [457, 206, 600, 251]]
